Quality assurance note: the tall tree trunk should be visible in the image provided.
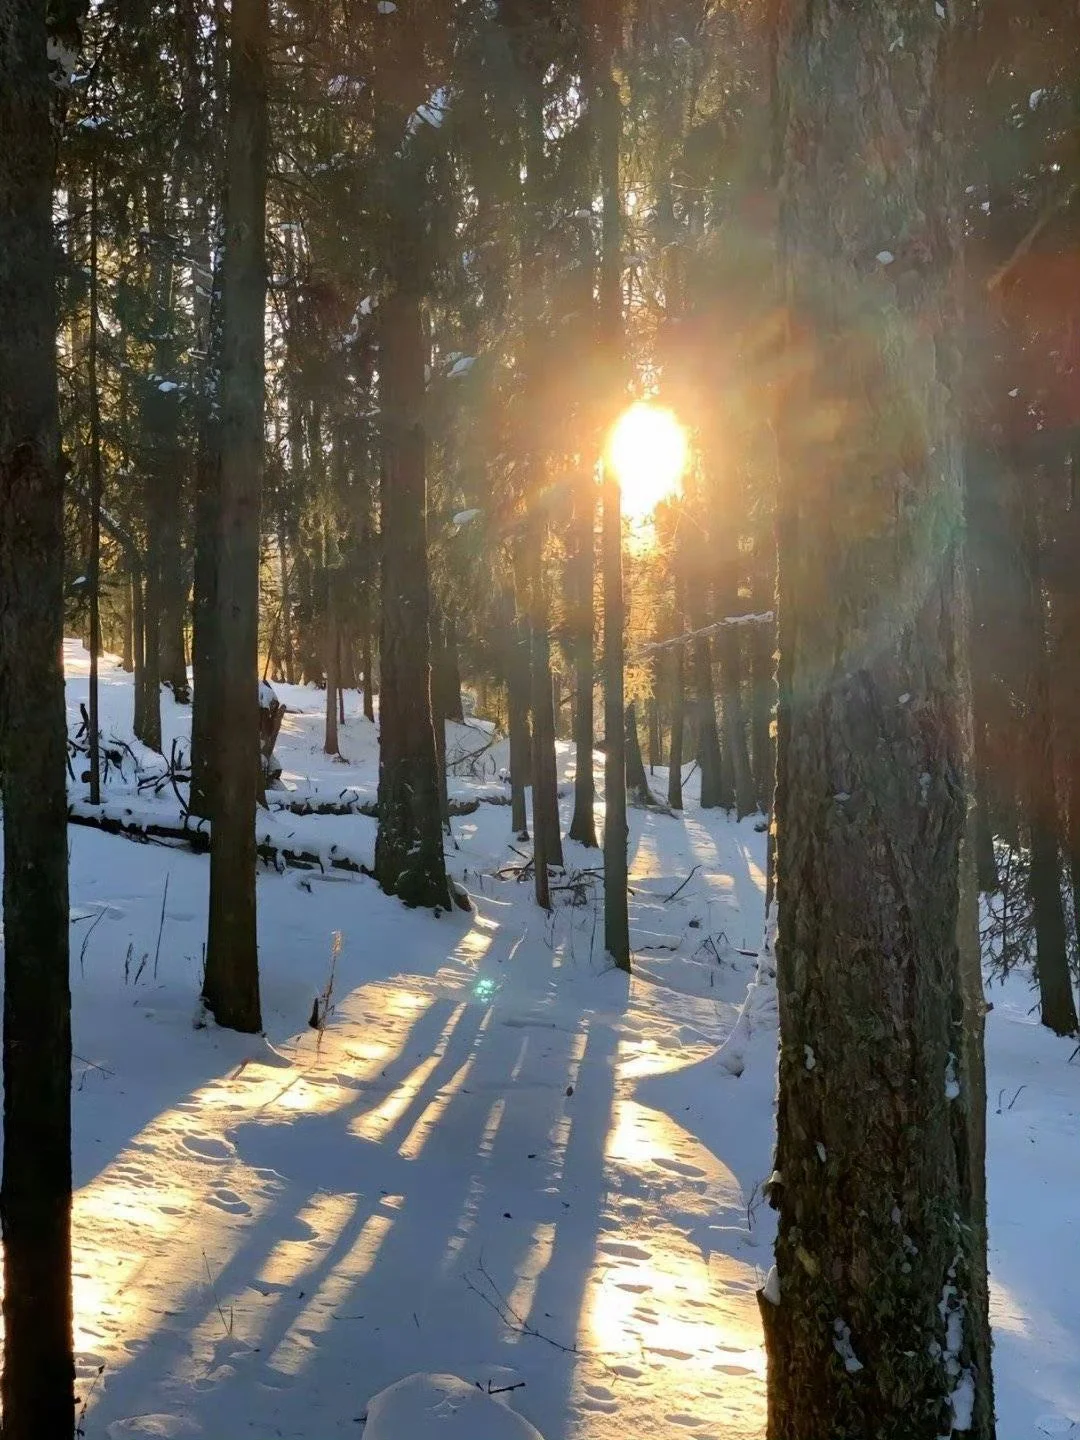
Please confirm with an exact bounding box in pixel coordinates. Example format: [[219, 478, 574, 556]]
[[684, 519, 724, 807], [277, 512, 295, 684], [764, 2, 995, 1435], [0, 0, 78, 1428], [625, 702, 654, 807], [1019, 487, 1079, 1036], [132, 570, 147, 739], [590, 0, 629, 970], [568, 474, 598, 846], [646, 692, 661, 772], [715, 533, 755, 817], [505, 588, 531, 840], [528, 530, 564, 908], [138, 525, 163, 749], [121, 568, 135, 673], [87, 142, 104, 804], [202, 0, 268, 1033], [360, 574, 375, 721], [374, 286, 451, 911], [667, 638, 685, 811], [750, 592, 775, 813], [324, 554, 340, 756], [189, 240, 223, 821]]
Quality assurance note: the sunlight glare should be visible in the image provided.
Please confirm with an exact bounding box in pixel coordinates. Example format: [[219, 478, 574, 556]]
[[607, 402, 688, 520]]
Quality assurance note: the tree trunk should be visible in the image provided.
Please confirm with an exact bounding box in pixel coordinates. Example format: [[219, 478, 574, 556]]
[[667, 639, 685, 811], [190, 241, 223, 821], [646, 692, 661, 772], [121, 567, 135, 673], [87, 144, 104, 805], [132, 570, 147, 739], [750, 597, 775, 813], [590, 0, 629, 971], [506, 590, 532, 840], [1018, 478, 1078, 1036], [0, 0, 76, 1427], [278, 512, 295, 684], [625, 703, 654, 807], [202, 0, 268, 1034], [374, 285, 452, 911], [765, 2, 995, 1435], [324, 555, 340, 756], [568, 475, 598, 846], [360, 576, 375, 722], [716, 539, 756, 817], [528, 532, 564, 908]]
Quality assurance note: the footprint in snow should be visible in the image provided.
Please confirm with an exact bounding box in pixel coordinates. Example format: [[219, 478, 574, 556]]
[[181, 1134, 233, 1161], [207, 1187, 251, 1216]]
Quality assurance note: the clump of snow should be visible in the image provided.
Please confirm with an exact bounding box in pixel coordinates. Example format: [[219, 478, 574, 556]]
[[832, 1318, 863, 1374], [364, 1374, 545, 1440]]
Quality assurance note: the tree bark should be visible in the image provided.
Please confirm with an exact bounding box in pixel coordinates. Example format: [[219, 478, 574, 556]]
[[568, 474, 598, 846], [202, 0, 268, 1033], [667, 638, 685, 811], [625, 703, 654, 807], [1019, 489, 1079, 1036], [765, 2, 995, 1435], [0, 0, 77, 1428], [715, 534, 756, 817], [589, 0, 630, 970], [374, 285, 452, 911], [87, 141, 104, 804], [528, 530, 564, 909], [505, 587, 532, 840], [750, 591, 775, 813]]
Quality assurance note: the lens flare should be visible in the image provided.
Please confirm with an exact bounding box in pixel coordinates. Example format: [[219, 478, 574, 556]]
[[607, 402, 688, 519]]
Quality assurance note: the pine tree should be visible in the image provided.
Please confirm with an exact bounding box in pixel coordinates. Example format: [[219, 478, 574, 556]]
[[202, 0, 269, 1033], [763, 1, 995, 1434], [0, 0, 82, 1430]]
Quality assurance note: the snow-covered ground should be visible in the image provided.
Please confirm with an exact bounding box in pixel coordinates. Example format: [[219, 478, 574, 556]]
[[0, 641, 1074, 1438]]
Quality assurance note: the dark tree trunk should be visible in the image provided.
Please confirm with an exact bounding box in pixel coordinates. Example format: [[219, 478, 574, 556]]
[[750, 599, 775, 813], [324, 556, 340, 756], [374, 286, 451, 911], [682, 511, 724, 806], [568, 475, 598, 846], [202, 0, 268, 1034], [589, 0, 629, 970], [528, 535, 564, 908], [87, 145, 104, 805], [360, 576, 376, 721], [278, 514, 295, 684], [646, 692, 661, 772], [504, 583, 532, 840], [190, 235, 223, 821], [765, 2, 995, 1435], [715, 542, 756, 817], [1020, 494, 1078, 1036], [0, 0, 77, 1428], [667, 639, 685, 811], [625, 703, 654, 807], [132, 570, 147, 738], [138, 526, 163, 750]]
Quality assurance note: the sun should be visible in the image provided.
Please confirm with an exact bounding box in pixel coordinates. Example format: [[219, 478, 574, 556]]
[[607, 402, 688, 520]]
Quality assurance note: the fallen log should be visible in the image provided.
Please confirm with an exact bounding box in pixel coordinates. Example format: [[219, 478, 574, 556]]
[[67, 804, 371, 878]]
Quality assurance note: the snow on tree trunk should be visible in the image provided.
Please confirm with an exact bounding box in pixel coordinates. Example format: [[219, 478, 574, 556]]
[[765, 1, 995, 1435]]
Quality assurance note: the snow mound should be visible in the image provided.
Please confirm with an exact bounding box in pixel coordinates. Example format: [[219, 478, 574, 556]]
[[364, 1374, 544, 1440]]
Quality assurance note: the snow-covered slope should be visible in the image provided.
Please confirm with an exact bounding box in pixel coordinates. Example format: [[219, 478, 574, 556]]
[[0, 642, 1073, 1438]]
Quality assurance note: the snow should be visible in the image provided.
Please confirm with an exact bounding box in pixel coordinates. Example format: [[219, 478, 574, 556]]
[[364, 1373, 544, 1439], [0, 638, 1072, 1439]]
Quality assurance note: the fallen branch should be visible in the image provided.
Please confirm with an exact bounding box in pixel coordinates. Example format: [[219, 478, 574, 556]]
[[268, 790, 486, 819], [663, 864, 701, 904]]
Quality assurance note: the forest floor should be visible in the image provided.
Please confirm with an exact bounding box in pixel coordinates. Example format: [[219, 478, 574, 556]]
[[1, 641, 1075, 1439]]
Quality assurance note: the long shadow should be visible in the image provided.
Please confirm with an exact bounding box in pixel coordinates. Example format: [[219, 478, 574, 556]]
[[84, 923, 628, 1440]]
